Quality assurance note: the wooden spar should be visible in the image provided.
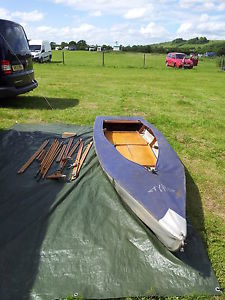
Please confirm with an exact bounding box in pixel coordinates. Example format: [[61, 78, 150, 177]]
[[56, 144, 67, 162], [60, 137, 73, 168], [71, 140, 93, 180], [68, 138, 82, 158], [17, 139, 49, 174], [36, 149, 45, 160], [35, 140, 59, 180], [64, 137, 74, 157], [48, 139, 83, 180], [37, 140, 59, 179], [40, 140, 58, 170], [70, 141, 84, 180], [47, 139, 82, 179], [42, 142, 62, 178], [76, 141, 93, 176], [40, 139, 57, 168]]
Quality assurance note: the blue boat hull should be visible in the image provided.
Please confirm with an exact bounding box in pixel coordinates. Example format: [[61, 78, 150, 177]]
[[94, 116, 186, 252]]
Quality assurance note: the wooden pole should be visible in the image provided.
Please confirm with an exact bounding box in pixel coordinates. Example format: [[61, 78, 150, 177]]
[[102, 51, 105, 67], [143, 53, 146, 68], [62, 51, 65, 64]]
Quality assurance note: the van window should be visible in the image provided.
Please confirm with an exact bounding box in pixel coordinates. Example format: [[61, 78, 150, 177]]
[[29, 45, 41, 51], [0, 23, 29, 53]]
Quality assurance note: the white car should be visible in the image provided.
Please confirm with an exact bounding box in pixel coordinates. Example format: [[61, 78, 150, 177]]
[[29, 40, 52, 63]]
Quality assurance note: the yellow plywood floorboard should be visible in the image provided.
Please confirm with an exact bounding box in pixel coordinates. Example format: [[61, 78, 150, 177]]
[[105, 131, 147, 145], [116, 145, 157, 167]]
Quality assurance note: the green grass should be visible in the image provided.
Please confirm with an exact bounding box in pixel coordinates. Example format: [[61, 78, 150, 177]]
[[0, 51, 224, 299]]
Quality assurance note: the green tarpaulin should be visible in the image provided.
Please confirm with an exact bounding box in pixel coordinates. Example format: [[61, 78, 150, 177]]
[[0, 124, 221, 299]]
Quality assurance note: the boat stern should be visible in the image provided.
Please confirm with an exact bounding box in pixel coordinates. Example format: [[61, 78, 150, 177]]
[[158, 208, 187, 252]]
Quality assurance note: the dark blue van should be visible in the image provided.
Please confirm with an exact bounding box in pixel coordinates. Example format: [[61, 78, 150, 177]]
[[0, 19, 38, 98]]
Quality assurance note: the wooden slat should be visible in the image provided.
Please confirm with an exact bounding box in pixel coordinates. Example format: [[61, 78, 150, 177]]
[[116, 144, 157, 167], [103, 120, 141, 124], [105, 131, 147, 145]]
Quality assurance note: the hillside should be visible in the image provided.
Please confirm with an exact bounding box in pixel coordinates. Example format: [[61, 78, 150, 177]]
[[151, 38, 225, 54]]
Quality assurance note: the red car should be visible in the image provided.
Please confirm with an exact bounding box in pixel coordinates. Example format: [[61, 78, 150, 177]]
[[166, 52, 193, 69]]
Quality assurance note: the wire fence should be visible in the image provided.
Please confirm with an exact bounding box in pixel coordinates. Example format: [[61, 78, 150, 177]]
[[219, 56, 225, 70], [51, 50, 153, 69]]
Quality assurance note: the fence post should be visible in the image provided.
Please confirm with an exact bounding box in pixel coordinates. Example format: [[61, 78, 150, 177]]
[[143, 53, 146, 68], [102, 51, 105, 67], [62, 51, 65, 64]]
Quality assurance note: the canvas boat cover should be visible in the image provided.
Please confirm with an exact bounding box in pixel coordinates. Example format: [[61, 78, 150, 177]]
[[0, 124, 221, 299]]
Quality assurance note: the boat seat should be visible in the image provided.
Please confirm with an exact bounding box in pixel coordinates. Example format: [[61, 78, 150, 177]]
[[116, 144, 157, 167], [105, 131, 147, 145], [105, 130, 157, 167]]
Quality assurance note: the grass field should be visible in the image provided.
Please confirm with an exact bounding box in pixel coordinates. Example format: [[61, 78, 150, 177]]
[[0, 51, 224, 299]]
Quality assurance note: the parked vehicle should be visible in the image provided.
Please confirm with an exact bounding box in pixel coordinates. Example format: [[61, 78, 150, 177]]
[[190, 53, 198, 66], [0, 19, 38, 98], [205, 52, 216, 58], [89, 45, 96, 51], [68, 46, 76, 51], [166, 52, 193, 69], [29, 40, 52, 63]]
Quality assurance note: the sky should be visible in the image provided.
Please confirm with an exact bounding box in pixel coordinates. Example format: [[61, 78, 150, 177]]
[[0, 0, 225, 46]]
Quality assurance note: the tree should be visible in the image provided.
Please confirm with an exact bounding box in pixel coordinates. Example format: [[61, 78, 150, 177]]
[[102, 44, 113, 51], [69, 41, 77, 47], [172, 38, 186, 44], [199, 37, 209, 44], [50, 42, 56, 50], [188, 37, 208, 44], [217, 47, 225, 56], [61, 41, 68, 49], [77, 40, 88, 50]]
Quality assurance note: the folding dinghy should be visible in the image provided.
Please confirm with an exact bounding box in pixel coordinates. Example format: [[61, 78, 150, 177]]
[[94, 116, 187, 252]]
